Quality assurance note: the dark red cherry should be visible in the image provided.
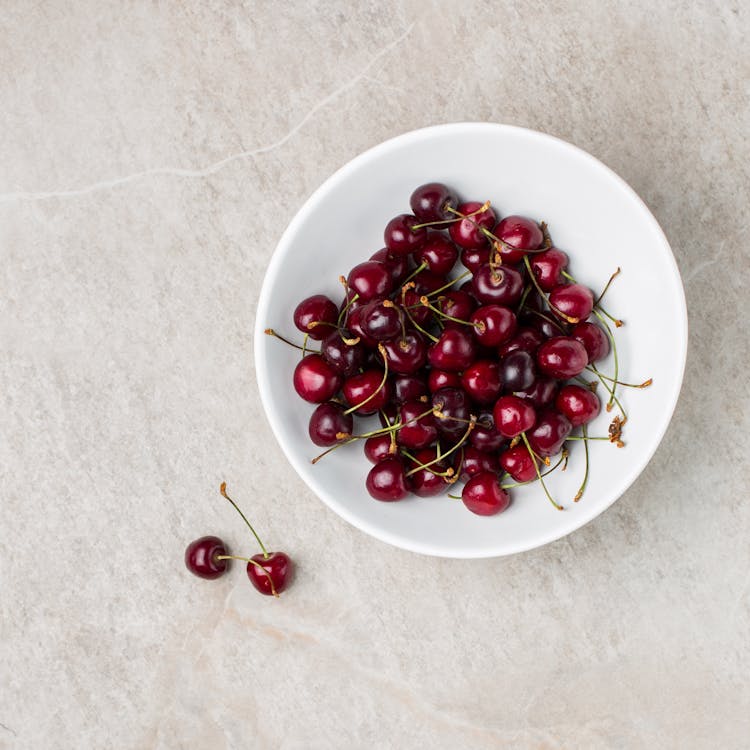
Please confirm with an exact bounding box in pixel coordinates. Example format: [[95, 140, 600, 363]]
[[460, 245, 491, 273], [470, 412, 506, 452], [384, 214, 427, 256], [321, 329, 365, 375], [247, 551, 292, 596], [361, 299, 403, 341], [549, 283, 594, 322], [410, 182, 458, 222], [370, 247, 411, 285], [458, 446, 500, 481], [515, 377, 559, 408], [471, 305, 517, 347], [493, 395, 537, 438], [407, 448, 449, 497], [416, 232, 459, 275], [393, 373, 428, 403], [382, 331, 428, 374], [431, 387, 471, 438], [438, 290, 477, 329], [530, 248, 568, 292], [449, 201, 496, 249], [347, 261, 393, 300], [346, 305, 379, 349], [498, 327, 544, 357], [499, 445, 537, 483], [461, 360, 503, 405], [537, 337, 589, 379], [494, 215, 544, 264], [397, 400, 438, 450], [308, 402, 353, 446], [461, 472, 511, 516], [472, 264, 524, 306], [556, 384, 601, 426], [293, 295, 339, 340], [185, 536, 229, 580], [342, 368, 392, 415], [366, 456, 409, 501], [293, 354, 343, 403], [428, 369, 462, 392], [571, 321, 610, 362], [527, 410, 572, 457], [500, 350, 536, 392], [364, 434, 394, 463], [427, 328, 477, 371]]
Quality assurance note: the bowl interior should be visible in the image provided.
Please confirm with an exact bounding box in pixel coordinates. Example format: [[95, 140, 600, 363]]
[[255, 123, 687, 557]]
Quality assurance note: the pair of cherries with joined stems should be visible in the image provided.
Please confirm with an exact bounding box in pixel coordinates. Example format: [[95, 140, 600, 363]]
[[185, 483, 291, 597]]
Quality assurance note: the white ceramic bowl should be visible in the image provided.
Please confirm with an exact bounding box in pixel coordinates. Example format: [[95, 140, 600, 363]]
[[255, 123, 687, 558]]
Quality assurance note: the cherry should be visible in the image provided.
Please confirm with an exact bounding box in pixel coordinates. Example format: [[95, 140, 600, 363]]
[[471, 305, 517, 347], [416, 232, 459, 275], [499, 444, 537, 483], [449, 201, 496, 249], [458, 446, 499, 481], [461, 472, 511, 516], [548, 283, 594, 322], [393, 373, 428, 403], [524, 313, 565, 340], [556, 384, 601, 426], [427, 328, 477, 371], [382, 331, 428, 374], [321, 329, 365, 375], [498, 327, 544, 357], [527, 410, 572, 457], [185, 536, 229, 579], [500, 349, 536, 392], [460, 245, 491, 273], [493, 395, 537, 438], [407, 448, 449, 497], [470, 412, 506, 452], [366, 456, 409, 501], [410, 182, 458, 222], [515, 377, 559, 409], [293, 295, 339, 341], [293, 354, 343, 403], [342, 368, 392, 415], [428, 368, 462, 392], [461, 360, 503, 405], [432, 387, 471, 438], [246, 552, 292, 596], [397, 400, 438, 450], [537, 337, 589, 379], [361, 299, 402, 341], [530, 248, 568, 292], [308, 402, 353, 446], [347, 261, 393, 300], [346, 305, 379, 349], [495, 215, 544, 263], [384, 214, 427, 256], [571, 321, 610, 362], [364, 434, 395, 463], [472, 264, 524, 306], [370, 247, 411, 285], [438, 290, 477, 329]]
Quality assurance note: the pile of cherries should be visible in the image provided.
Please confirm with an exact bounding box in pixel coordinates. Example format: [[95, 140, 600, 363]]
[[271, 182, 643, 516]]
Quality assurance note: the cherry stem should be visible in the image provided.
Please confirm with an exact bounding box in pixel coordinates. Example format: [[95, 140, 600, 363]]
[[301, 333, 310, 358], [265, 328, 320, 353], [421, 296, 479, 329], [501, 450, 567, 489], [337, 292, 359, 326], [516, 282, 533, 314], [574, 425, 590, 502], [426, 270, 472, 297], [215, 555, 278, 597], [592, 310, 620, 410], [594, 267, 621, 306], [585, 367, 652, 389], [400, 291, 439, 343], [566, 435, 616, 442], [399, 261, 428, 287], [405, 416, 476, 477], [219, 482, 269, 558], [562, 269, 623, 327], [343, 344, 389, 415], [522, 255, 579, 324], [520, 307, 567, 334], [401, 449, 455, 479], [520, 432, 563, 510]]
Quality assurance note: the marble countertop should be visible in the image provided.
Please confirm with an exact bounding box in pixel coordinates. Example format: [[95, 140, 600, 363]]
[[2, 2, 748, 748]]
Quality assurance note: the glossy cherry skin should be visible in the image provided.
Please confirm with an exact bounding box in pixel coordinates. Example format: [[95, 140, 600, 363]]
[[438, 290, 477, 329], [556, 384, 601, 426], [500, 350, 536, 392], [247, 552, 292, 596], [471, 305, 517, 347], [366, 457, 409, 501], [308, 402, 353, 446], [342, 369, 392, 415], [432, 387, 471, 438], [449, 201, 496, 249], [293, 354, 343, 403], [321, 329, 365, 376], [410, 182, 458, 222], [460, 245, 491, 273], [470, 412, 506, 451], [515, 377, 559, 409], [530, 248, 569, 292], [347, 261, 393, 300], [346, 305, 379, 349], [572, 321, 610, 362], [397, 400, 438, 450], [493, 395, 537, 438], [527, 410, 572, 457], [458, 446, 500, 482], [499, 445, 537, 483], [461, 472, 511, 516], [393, 373, 428, 403], [361, 299, 402, 341], [408, 448, 449, 497], [364, 434, 394, 463], [416, 233, 459, 275], [537, 337, 589, 379], [382, 331, 428, 374], [370, 247, 411, 285], [498, 327, 544, 357], [472, 264, 524, 306], [495, 215, 544, 263], [427, 328, 477, 372], [293, 295, 339, 340], [461, 360, 503, 405], [549, 283, 594, 322], [185, 536, 229, 579], [384, 214, 427, 256], [428, 369, 462, 392]]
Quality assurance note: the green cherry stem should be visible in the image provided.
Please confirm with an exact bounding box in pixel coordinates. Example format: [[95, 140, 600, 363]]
[[265, 328, 320, 354], [586, 366, 652, 389], [220, 482, 269, 559], [426, 270, 473, 297], [215, 554, 278, 597], [594, 267, 621, 305], [500, 450, 568, 489], [522, 255, 580, 324], [592, 310, 620, 411], [337, 292, 359, 326], [343, 344, 389, 415], [562, 269, 623, 326], [520, 432, 563, 510], [405, 416, 476, 477], [399, 261, 428, 287], [574, 425, 590, 502]]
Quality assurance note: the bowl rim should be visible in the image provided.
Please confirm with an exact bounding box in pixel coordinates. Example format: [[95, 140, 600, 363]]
[[254, 122, 689, 558]]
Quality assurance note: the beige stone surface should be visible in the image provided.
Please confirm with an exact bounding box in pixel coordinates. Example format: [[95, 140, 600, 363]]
[[1, 1, 749, 748]]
